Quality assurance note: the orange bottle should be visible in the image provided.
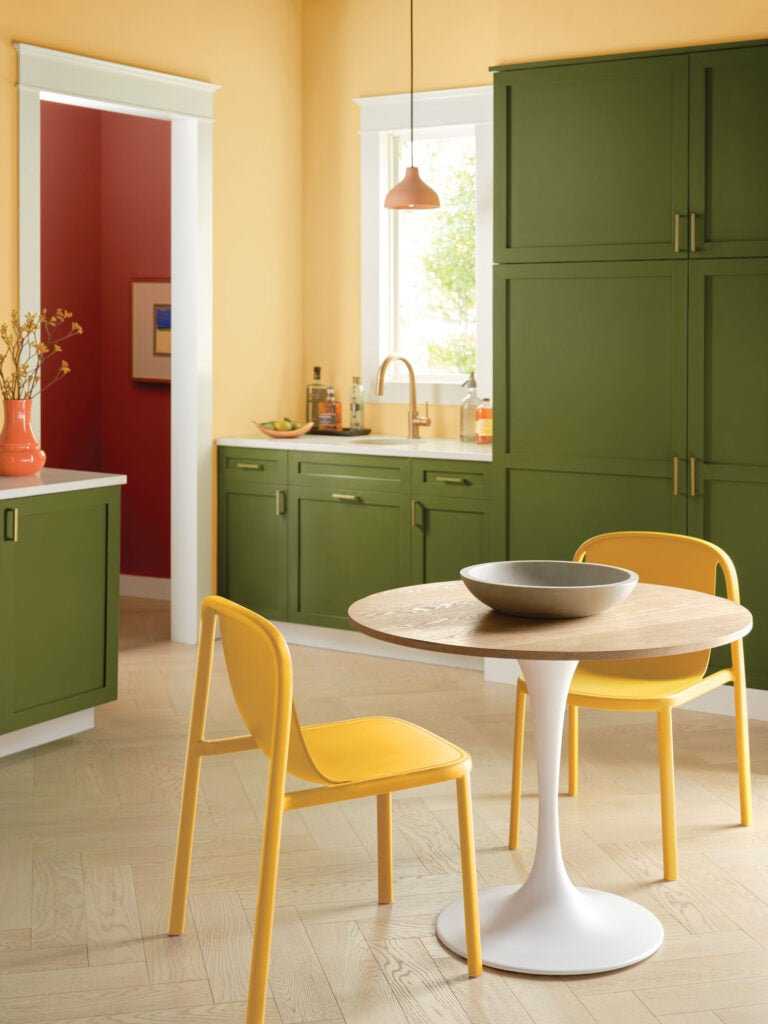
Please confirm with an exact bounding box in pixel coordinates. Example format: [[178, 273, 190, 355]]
[[475, 399, 492, 444]]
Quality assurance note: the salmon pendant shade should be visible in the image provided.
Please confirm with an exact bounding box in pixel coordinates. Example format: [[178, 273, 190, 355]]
[[384, 0, 440, 210]]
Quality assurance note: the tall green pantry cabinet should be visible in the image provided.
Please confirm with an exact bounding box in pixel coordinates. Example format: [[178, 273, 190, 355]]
[[493, 40, 768, 689]]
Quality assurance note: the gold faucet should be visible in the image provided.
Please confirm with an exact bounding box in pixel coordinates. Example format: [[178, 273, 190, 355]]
[[375, 355, 431, 439]]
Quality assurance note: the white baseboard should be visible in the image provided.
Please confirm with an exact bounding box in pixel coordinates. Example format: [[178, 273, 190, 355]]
[[482, 658, 768, 721], [0, 708, 94, 758], [120, 574, 171, 601]]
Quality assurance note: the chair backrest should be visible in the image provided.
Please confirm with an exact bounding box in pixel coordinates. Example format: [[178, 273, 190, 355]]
[[200, 596, 338, 785], [574, 531, 741, 681]]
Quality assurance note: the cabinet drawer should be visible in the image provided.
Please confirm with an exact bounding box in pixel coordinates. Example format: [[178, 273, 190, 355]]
[[411, 460, 491, 498], [289, 452, 410, 492], [218, 446, 287, 485]]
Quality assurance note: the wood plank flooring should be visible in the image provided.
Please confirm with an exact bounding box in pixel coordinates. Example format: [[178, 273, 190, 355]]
[[0, 595, 765, 1023]]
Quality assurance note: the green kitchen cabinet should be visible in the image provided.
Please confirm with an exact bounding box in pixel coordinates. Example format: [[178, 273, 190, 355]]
[[0, 486, 120, 736], [494, 41, 768, 264], [686, 260, 768, 689], [287, 451, 411, 628], [496, 260, 689, 559], [493, 54, 689, 263], [410, 460, 499, 583], [217, 447, 289, 621]]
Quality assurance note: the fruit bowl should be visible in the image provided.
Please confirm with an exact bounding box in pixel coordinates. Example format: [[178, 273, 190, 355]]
[[460, 560, 638, 619], [255, 421, 314, 438]]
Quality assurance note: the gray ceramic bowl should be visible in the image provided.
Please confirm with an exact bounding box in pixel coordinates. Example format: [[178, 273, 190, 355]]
[[460, 560, 639, 619]]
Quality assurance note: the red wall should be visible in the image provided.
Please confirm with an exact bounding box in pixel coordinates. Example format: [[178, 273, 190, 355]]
[[41, 103, 171, 579]]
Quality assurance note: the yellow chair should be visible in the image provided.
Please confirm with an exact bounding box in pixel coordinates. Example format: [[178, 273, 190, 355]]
[[169, 596, 481, 1024], [508, 531, 752, 881]]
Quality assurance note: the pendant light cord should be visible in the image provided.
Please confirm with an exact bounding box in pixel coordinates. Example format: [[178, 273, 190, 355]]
[[409, 0, 414, 162]]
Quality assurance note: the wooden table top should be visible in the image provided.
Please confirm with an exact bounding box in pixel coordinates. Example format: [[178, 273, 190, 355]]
[[348, 581, 753, 661]]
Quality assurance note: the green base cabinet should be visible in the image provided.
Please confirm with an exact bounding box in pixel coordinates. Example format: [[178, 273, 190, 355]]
[[217, 447, 289, 621], [217, 447, 500, 630], [0, 485, 120, 737]]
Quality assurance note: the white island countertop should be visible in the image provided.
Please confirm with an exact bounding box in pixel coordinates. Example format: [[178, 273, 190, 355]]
[[217, 434, 492, 462], [0, 468, 127, 500]]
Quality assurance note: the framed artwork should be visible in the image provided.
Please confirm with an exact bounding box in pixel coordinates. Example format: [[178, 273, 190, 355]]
[[132, 280, 171, 382]]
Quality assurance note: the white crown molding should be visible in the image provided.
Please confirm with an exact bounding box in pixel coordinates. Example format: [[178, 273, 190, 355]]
[[355, 85, 492, 132]]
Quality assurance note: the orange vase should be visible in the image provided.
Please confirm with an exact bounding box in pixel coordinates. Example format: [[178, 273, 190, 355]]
[[0, 399, 46, 476]]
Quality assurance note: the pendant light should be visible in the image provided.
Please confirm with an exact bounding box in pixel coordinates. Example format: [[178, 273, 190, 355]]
[[384, 0, 440, 210]]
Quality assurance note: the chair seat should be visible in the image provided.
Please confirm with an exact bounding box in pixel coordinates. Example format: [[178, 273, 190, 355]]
[[567, 660, 733, 709], [302, 716, 469, 785]]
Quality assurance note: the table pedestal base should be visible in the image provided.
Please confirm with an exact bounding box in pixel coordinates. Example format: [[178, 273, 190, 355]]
[[436, 884, 663, 975]]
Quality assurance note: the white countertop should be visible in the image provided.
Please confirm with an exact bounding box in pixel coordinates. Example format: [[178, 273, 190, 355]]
[[218, 434, 492, 462], [0, 468, 127, 499]]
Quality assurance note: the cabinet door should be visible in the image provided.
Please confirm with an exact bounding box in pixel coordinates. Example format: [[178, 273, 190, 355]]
[[411, 497, 496, 584], [494, 55, 688, 263], [288, 486, 410, 629], [0, 488, 120, 735], [689, 45, 768, 258], [496, 262, 688, 559], [687, 259, 768, 690], [217, 484, 288, 620]]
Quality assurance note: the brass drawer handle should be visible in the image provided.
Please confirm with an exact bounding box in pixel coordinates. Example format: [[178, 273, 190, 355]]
[[236, 462, 263, 471], [674, 213, 681, 253], [673, 456, 679, 496], [435, 476, 467, 485], [690, 456, 697, 498], [332, 493, 359, 502], [3, 507, 18, 542], [275, 490, 285, 516], [690, 212, 697, 252]]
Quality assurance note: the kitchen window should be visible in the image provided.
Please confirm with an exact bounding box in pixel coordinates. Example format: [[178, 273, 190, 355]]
[[356, 86, 493, 407]]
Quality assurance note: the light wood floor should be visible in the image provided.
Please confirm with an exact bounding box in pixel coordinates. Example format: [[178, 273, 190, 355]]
[[0, 596, 766, 1024]]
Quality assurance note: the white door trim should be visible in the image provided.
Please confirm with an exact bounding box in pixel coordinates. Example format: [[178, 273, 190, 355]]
[[15, 43, 219, 643]]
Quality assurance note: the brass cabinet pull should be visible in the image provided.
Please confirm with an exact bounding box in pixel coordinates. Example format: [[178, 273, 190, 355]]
[[435, 476, 467, 485], [332, 493, 359, 502], [674, 213, 681, 253], [237, 462, 263, 471], [690, 456, 697, 497], [411, 499, 417, 528], [275, 490, 285, 516], [3, 507, 18, 542], [690, 212, 697, 252], [673, 456, 680, 496]]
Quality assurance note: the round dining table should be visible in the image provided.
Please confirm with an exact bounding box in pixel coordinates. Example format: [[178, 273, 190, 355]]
[[348, 579, 752, 975]]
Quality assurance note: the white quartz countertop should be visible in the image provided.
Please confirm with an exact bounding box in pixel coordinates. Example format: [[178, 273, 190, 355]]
[[218, 434, 492, 462], [0, 468, 127, 499]]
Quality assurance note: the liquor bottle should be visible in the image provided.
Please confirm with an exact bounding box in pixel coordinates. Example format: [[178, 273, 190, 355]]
[[459, 372, 480, 442], [305, 366, 327, 425], [318, 385, 342, 430], [349, 376, 365, 430], [475, 398, 493, 444]]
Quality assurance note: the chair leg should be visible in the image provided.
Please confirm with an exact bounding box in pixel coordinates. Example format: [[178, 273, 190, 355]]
[[167, 749, 203, 935], [456, 772, 482, 977], [568, 704, 579, 796], [657, 708, 678, 881], [377, 792, 393, 904], [733, 675, 753, 827], [245, 769, 287, 1024], [508, 684, 527, 849]]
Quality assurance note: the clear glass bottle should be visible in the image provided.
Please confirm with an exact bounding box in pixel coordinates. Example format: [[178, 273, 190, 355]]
[[318, 385, 342, 430], [349, 376, 365, 431], [475, 398, 493, 444], [460, 372, 480, 442], [305, 366, 327, 425]]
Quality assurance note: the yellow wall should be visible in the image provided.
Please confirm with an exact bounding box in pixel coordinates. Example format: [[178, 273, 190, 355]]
[[301, 0, 768, 436], [0, 0, 303, 440], [2, 2, 768, 443]]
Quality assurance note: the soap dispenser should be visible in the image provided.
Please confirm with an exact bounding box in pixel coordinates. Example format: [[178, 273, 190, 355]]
[[459, 372, 480, 442]]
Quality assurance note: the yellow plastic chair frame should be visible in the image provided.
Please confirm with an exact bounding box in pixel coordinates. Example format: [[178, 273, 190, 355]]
[[509, 531, 752, 881], [169, 596, 481, 1024]]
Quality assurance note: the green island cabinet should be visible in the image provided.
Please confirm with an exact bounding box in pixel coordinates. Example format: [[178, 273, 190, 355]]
[[493, 39, 768, 689], [0, 475, 123, 742], [217, 445, 499, 630]]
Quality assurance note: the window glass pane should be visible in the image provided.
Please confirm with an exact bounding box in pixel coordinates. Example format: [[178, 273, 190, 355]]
[[390, 134, 476, 378]]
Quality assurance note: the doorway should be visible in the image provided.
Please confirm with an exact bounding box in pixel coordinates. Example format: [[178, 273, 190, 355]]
[[16, 43, 218, 642]]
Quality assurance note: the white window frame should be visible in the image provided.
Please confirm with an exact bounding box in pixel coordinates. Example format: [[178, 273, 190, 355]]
[[355, 86, 493, 408]]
